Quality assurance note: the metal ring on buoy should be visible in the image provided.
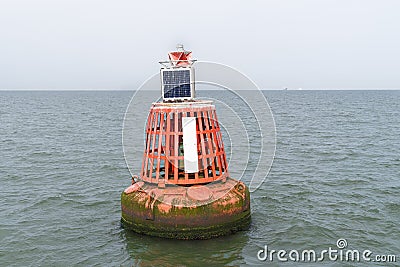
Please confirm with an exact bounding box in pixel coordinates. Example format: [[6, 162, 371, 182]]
[[131, 175, 139, 185]]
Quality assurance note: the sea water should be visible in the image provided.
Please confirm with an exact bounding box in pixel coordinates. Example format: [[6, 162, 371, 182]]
[[0, 90, 399, 266]]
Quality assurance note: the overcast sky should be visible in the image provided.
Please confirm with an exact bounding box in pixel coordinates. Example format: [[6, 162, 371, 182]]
[[1, 0, 399, 89]]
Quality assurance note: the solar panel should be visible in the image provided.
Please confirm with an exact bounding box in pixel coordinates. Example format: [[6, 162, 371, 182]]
[[161, 68, 194, 100]]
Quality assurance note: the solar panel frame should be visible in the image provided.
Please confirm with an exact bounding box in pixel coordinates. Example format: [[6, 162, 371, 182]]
[[161, 67, 195, 101]]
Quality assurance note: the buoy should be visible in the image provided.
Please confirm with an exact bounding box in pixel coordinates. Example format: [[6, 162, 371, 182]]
[[121, 45, 251, 239]]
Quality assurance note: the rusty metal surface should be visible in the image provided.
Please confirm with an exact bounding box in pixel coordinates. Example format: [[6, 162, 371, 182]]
[[187, 185, 212, 201], [121, 177, 251, 239]]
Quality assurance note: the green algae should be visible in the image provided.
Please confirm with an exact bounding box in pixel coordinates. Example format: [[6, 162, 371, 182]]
[[121, 209, 251, 240], [120, 183, 251, 239]]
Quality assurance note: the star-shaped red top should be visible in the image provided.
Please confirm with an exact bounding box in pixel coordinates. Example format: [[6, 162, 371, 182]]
[[168, 51, 192, 67]]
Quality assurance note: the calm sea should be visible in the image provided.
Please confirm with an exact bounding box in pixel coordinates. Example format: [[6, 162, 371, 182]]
[[0, 90, 399, 266]]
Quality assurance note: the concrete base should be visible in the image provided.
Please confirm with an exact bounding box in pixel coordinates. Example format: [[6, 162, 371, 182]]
[[121, 178, 251, 239]]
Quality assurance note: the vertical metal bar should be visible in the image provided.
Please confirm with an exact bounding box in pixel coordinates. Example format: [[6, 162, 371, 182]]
[[212, 109, 223, 178], [204, 109, 214, 179], [149, 111, 158, 183], [183, 112, 189, 183], [213, 109, 228, 173], [216, 131, 227, 172], [143, 110, 154, 180], [174, 110, 179, 183], [165, 111, 170, 181], [156, 111, 164, 181], [197, 109, 208, 181], [209, 109, 219, 178]]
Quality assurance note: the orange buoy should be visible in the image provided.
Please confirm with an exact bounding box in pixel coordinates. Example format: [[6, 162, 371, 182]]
[[121, 45, 251, 239]]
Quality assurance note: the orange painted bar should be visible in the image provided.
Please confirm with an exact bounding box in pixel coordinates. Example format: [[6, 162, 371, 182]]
[[139, 101, 229, 185]]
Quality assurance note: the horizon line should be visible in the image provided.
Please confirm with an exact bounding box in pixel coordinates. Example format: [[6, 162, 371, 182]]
[[1, 88, 400, 91]]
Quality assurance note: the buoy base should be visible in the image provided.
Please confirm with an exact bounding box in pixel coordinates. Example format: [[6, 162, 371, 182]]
[[121, 178, 251, 240]]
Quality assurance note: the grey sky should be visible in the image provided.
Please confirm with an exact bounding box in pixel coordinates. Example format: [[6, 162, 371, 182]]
[[1, 0, 399, 89]]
